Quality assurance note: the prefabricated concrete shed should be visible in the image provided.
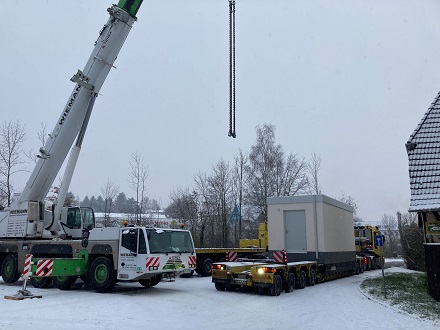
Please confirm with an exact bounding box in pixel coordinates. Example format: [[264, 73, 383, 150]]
[[267, 194, 355, 272]]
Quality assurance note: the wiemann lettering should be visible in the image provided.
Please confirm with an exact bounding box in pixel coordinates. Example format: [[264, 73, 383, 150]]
[[59, 84, 81, 125]]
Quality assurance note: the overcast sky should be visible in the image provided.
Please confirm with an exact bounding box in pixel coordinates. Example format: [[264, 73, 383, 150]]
[[3, 0, 440, 223]]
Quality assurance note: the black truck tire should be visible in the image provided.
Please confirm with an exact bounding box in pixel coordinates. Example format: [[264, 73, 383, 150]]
[[270, 275, 282, 296], [150, 274, 162, 287], [307, 270, 316, 286], [285, 273, 295, 293], [30, 276, 53, 289], [296, 270, 306, 289], [200, 258, 214, 277], [88, 257, 116, 293], [215, 282, 226, 291], [53, 276, 77, 290], [1, 254, 21, 284]]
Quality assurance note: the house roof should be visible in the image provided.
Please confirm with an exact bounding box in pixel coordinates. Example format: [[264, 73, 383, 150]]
[[406, 91, 440, 211]]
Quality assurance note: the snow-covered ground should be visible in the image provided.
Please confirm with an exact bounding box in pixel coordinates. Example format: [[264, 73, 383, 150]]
[[0, 264, 437, 330]]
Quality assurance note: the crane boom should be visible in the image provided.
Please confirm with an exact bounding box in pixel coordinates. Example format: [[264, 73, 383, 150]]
[[18, 1, 142, 206]]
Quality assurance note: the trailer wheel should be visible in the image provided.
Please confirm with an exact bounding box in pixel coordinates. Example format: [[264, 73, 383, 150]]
[[355, 263, 360, 275], [88, 257, 116, 293], [372, 258, 377, 270], [257, 287, 266, 295], [215, 282, 226, 291], [1, 254, 21, 284], [285, 273, 295, 293], [225, 283, 236, 291], [200, 258, 214, 277], [30, 276, 53, 289], [307, 270, 316, 286], [270, 275, 282, 296], [296, 271, 306, 289], [53, 276, 77, 290]]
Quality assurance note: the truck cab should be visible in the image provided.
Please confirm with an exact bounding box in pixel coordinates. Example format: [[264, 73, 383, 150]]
[[59, 206, 95, 239], [116, 227, 196, 282]]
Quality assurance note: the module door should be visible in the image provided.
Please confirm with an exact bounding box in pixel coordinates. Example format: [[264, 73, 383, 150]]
[[118, 228, 146, 280], [285, 210, 307, 253]]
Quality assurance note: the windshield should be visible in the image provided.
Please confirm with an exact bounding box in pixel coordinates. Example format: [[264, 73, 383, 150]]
[[146, 229, 194, 254]]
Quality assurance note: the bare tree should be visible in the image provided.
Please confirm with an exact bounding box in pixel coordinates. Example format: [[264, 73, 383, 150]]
[[26, 122, 48, 163], [129, 151, 148, 224], [307, 153, 322, 194], [193, 171, 213, 247], [245, 123, 308, 217], [101, 178, 119, 227], [167, 187, 198, 241], [208, 159, 234, 247], [381, 213, 401, 258], [232, 148, 248, 241], [338, 192, 363, 224], [0, 120, 26, 206]]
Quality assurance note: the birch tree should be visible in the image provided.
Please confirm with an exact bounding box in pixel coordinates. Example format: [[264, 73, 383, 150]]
[[0, 120, 26, 206], [129, 152, 148, 224]]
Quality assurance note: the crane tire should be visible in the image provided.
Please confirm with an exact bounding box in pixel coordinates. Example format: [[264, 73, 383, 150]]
[[30, 276, 53, 289], [88, 257, 116, 293], [1, 254, 21, 284], [53, 276, 77, 290]]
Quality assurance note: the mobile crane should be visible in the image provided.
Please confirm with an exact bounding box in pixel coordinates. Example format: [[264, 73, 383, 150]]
[[0, 0, 196, 293]]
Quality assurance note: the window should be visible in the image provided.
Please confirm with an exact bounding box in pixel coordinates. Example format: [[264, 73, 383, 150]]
[[66, 208, 81, 229], [81, 207, 95, 229], [146, 229, 194, 254], [138, 229, 148, 254], [121, 228, 138, 253]]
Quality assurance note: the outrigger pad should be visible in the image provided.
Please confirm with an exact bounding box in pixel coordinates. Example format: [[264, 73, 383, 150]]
[[4, 289, 42, 300]]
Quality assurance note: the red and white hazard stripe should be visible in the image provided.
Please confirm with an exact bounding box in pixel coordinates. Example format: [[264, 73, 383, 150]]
[[226, 251, 238, 262], [36, 259, 53, 277], [21, 254, 33, 280], [188, 256, 197, 268], [145, 257, 160, 268], [273, 250, 287, 264]]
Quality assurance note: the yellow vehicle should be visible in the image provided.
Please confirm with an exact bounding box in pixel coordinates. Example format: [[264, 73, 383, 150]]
[[354, 225, 385, 270], [211, 251, 317, 296], [194, 222, 268, 277]]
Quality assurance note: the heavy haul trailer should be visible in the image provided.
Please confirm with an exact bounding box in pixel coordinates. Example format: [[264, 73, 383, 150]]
[[212, 253, 318, 296], [194, 247, 266, 277], [194, 222, 268, 277], [211, 195, 363, 296], [267, 194, 358, 281]]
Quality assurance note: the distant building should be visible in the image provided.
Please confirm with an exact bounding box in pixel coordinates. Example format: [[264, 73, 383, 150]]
[[94, 210, 173, 228]]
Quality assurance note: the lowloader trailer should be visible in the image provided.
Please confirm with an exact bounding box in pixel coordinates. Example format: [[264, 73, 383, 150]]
[[212, 195, 367, 296]]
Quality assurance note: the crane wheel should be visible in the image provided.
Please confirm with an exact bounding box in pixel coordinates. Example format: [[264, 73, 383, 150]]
[[88, 257, 116, 293], [53, 276, 77, 290], [1, 254, 21, 284], [30, 276, 53, 289]]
